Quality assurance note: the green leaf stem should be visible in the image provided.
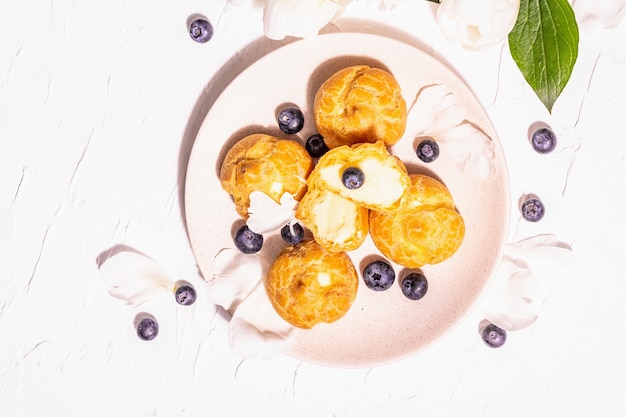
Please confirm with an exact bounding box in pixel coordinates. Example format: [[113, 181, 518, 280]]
[[508, 0, 579, 113]]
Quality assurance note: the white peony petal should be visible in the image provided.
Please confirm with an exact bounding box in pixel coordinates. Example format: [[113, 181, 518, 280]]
[[573, 0, 626, 33], [263, 0, 345, 40], [404, 84, 465, 138], [506, 234, 575, 264], [437, 122, 496, 180], [208, 249, 265, 312], [228, 282, 295, 358], [247, 191, 297, 234], [98, 249, 173, 306]]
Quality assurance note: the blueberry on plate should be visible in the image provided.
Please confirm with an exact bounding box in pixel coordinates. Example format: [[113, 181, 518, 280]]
[[277, 107, 304, 134], [189, 18, 213, 43], [342, 167, 365, 190], [281, 223, 304, 245], [136, 316, 159, 341], [234, 225, 263, 254], [416, 138, 439, 163], [305, 134, 329, 158], [362, 260, 395, 291], [531, 127, 556, 154], [174, 282, 197, 306], [401, 272, 428, 300], [481, 322, 507, 348], [521, 197, 544, 222]]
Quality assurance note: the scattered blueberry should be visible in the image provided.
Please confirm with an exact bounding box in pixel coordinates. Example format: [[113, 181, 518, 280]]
[[531, 127, 556, 154], [174, 283, 197, 306], [521, 197, 545, 222], [277, 107, 304, 134], [401, 272, 428, 300], [234, 225, 264, 254], [281, 223, 304, 245], [342, 167, 365, 190], [136, 316, 159, 341], [416, 138, 439, 163], [305, 134, 330, 158], [189, 18, 213, 43], [481, 322, 507, 348], [362, 260, 395, 291]]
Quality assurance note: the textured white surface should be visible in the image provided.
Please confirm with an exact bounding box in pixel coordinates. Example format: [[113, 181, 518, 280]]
[[1, 0, 625, 416]]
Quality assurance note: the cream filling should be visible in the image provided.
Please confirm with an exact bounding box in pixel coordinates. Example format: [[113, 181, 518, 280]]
[[312, 192, 359, 244]]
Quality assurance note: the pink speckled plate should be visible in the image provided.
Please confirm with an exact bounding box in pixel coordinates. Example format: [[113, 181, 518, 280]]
[[185, 33, 509, 368]]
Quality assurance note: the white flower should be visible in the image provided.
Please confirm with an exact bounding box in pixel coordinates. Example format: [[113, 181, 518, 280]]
[[573, 0, 626, 33], [98, 248, 174, 306], [404, 83, 495, 180], [356, 0, 406, 11], [246, 191, 298, 234], [261, 0, 351, 40], [436, 0, 521, 51], [208, 249, 295, 358]]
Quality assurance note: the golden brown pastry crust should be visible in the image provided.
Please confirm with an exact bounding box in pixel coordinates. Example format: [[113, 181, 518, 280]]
[[306, 140, 410, 213], [265, 240, 359, 329], [296, 186, 369, 252], [369, 174, 465, 268], [314, 65, 407, 148], [219, 134, 313, 218]]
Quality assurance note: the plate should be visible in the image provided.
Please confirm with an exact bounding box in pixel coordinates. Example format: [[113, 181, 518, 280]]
[[185, 33, 510, 367]]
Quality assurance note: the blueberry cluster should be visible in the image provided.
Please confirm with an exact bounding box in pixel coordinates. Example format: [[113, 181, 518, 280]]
[[362, 260, 429, 300]]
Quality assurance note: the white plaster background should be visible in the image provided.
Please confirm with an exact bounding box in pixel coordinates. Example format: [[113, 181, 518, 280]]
[[0, 1, 625, 416]]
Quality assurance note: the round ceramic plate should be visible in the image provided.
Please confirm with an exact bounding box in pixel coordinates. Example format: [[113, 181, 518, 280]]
[[185, 33, 510, 368]]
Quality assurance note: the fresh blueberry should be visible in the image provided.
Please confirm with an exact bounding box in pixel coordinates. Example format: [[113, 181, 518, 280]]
[[277, 107, 304, 134], [136, 316, 159, 341], [174, 283, 197, 306], [521, 197, 544, 222], [189, 18, 213, 43], [342, 167, 365, 190], [416, 138, 439, 163], [401, 272, 428, 300], [531, 127, 556, 154], [362, 260, 395, 291], [234, 225, 263, 254], [481, 322, 507, 348], [305, 134, 329, 158], [281, 223, 304, 245]]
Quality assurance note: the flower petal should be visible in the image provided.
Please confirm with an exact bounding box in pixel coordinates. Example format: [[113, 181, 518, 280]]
[[437, 122, 496, 180], [208, 249, 265, 312], [263, 0, 344, 40], [506, 234, 575, 264], [247, 191, 297, 234], [404, 84, 465, 138], [98, 249, 173, 306]]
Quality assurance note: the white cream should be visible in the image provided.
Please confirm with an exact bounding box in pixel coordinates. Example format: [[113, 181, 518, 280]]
[[312, 192, 360, 244]]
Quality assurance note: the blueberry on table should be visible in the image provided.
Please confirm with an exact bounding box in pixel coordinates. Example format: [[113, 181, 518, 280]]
[[174, 282, 197, 306], [362, 260, 395, 291], [136, 316, 159, 341], [416, 138, 439, 163], [305, 134, 329, 158], [234, 225, 264, 254], [401, 272, 428, 300], [342, 167, 365, 190], [531, 127, 556, 154], [481, 322, 507, 348], [281, 223, 304, 245], [277, 107, 304, 134], [189, 18, 213, 43], [521, 197, 544, 222]]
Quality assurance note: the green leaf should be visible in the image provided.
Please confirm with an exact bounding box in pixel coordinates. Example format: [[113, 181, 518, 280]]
[[508, 0, 579, 113]]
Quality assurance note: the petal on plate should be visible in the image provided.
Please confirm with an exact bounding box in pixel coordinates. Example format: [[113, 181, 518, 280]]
[[208, 248, 265, 312], [506, 234, 575, 264], [228, 282, 295, 358], [479, 256, 539, 331], [98, 249, 173, 306], [437, 122, 496, 180], [404, 83, 465, 138], [263, 0, 345, 40], [247, 191, 297, 234]]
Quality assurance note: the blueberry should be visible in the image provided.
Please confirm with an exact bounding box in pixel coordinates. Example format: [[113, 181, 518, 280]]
[[277, 107, 304, 134], [416, 138, 439, 163], [362, 260, 395, 291], [305, 134, 329, 158], [174, 283, 197, 306], [189, 18, 213, 43], [342, 167, 365, 190], [531, 127, 556, 154], [401, 272, 428, 300], [136, 316, 159, 341], [521, 197, 544, 222], [234, 225, 263, 254], [281, 223, 304, 245], [481, 322, 507, 348]]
